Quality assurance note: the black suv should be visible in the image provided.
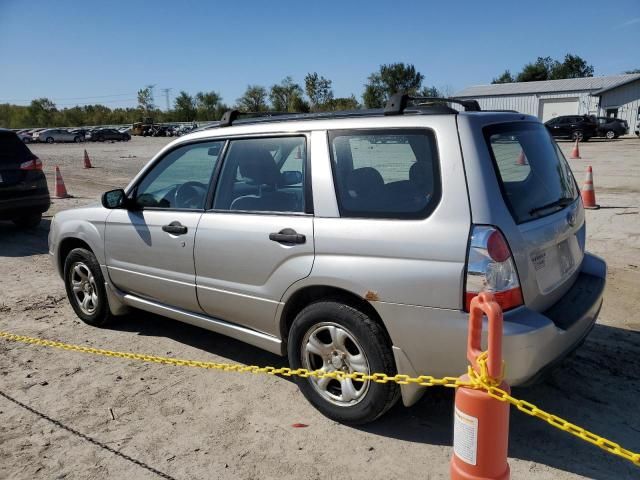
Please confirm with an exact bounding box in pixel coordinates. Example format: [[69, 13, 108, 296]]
[[0, 129, 50, 227], [593, 117, 629, 139], [544, 115, 597, 141]]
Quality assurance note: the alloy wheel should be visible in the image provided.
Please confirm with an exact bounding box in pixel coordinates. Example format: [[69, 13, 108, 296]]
[[301, 322, 371, 406], [70, 262, 99, 315]]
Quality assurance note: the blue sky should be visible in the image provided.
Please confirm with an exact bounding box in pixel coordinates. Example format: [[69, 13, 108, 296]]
[[1, 0, 639, 109]]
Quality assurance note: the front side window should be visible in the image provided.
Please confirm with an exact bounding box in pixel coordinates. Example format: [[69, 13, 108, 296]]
[[329, 129, 440, 219], [213, 136, 307, 213], [134, 141, 223, 209]]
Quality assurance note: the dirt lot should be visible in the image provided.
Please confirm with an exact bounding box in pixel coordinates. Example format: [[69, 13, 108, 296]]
[[1, 136, 639, 480]]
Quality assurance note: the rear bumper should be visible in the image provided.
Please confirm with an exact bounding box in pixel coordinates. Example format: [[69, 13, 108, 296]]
[[377, 252, 606, 406], [0, 194, 50, 219]]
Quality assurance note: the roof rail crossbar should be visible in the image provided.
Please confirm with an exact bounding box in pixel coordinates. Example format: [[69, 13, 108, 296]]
[[219, 110, 294, 127], [384, 94, 481, 115]]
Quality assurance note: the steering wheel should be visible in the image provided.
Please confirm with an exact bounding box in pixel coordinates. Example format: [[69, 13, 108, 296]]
[[174, 181, 207, 209]]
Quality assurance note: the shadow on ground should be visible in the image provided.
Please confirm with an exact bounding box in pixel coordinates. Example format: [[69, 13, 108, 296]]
[[110, 313, 640, 479], [0, 217, 51, 257]]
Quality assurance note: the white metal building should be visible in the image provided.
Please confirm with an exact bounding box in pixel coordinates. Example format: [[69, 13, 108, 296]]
[[455, 74, 640, 134]]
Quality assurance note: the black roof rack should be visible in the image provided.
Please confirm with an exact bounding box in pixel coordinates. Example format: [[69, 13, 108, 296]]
[[384, 93, 481, 115], [214, 94, 483, 129]]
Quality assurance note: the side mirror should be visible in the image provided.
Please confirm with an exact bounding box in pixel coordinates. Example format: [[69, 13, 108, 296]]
[[101, 189, 126, 209], [280, 170, 303, 186]]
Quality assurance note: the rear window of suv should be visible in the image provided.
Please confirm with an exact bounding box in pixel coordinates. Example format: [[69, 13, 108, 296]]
[[328, 129, 441, 219], [484, 122, 579, 224], [0, 130, 34, 165]]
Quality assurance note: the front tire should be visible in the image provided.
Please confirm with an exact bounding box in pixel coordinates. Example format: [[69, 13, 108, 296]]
[[288, 301, 399, 424], [605, 130, 616, 140], [46, 137, 54, 144], [64, 248, 113, 327]]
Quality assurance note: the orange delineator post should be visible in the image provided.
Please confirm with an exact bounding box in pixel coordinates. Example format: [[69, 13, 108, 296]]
[[515, 150, 527, 166], [83, 149, 93, 168], [451, 292, 510, 480], [581, 166, 599, 209], [569, 138, 581, 159], [53, 166, 71, 199]]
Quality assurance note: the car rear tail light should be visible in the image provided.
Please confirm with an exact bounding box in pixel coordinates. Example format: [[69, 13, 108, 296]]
[[464, 225, 523, 312], [20, 157, 42, 170]]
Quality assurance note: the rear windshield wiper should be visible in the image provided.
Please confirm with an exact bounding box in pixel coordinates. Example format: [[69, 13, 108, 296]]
[[529, 197, 574, 216]]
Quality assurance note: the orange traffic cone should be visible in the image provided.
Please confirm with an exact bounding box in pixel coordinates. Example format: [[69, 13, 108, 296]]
[[53, 166, 71, 199], [581, 166, 599, 209], [515, 150, 527, 165], [83, 149, 93, 168], [570, 138, 581, 159], [295, 145, 302, 160]]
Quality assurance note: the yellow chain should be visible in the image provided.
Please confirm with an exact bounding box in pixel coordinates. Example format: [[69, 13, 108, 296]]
[[1, 329, 638, 467]]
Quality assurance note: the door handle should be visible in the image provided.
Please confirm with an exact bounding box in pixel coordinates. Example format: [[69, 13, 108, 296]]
[[269, 228, 306, 244], [162, 221, 188, 235]]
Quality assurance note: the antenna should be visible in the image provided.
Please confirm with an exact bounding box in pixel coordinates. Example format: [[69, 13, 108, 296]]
[[160, 88, 172, 111]]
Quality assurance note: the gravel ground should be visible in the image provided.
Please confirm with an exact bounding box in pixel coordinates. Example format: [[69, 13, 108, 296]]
[[0, 135, 639, 480]]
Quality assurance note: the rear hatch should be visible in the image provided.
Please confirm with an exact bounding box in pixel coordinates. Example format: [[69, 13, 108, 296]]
[[0, 130, 46, 201], [484, 122, 583, 311]]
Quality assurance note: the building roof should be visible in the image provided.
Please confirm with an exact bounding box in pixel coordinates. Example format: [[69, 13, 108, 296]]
[[455, 73, 640, 97]]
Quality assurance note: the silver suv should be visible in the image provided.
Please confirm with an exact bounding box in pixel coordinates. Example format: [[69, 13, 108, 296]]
[[49, 96, 606, 424]]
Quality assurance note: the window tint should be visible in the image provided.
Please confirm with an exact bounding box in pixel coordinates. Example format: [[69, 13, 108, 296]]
[[213, 136, 306, 213], [485, 122, 578, 224], [135, 141, 223, 209], [329, 129, 440, 219], [0, 131, 35, 164]]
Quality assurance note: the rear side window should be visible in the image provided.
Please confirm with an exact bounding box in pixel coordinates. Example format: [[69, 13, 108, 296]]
[[0, 131, 34, 165], [485, 122, 578, 224], [329, 129, 440, 219]]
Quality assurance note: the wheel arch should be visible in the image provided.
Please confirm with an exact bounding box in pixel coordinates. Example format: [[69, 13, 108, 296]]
[[58, 237, 94, 277], [278, 285, 393, 355]]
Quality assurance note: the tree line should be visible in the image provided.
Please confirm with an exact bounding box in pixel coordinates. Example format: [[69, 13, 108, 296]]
[[2, 56, 627, 129]]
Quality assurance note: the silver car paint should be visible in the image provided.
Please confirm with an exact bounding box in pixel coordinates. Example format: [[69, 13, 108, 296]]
[[104, 209, 203, 312], [194, 212, 314, 336], [49, 112, 606, 407]]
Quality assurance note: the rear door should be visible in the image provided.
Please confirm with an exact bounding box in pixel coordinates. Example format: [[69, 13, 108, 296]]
[[194, 135, 314, 336], [484, 122, 583, 310]]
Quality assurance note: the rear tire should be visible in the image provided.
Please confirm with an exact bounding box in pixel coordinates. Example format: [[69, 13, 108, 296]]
[[64, 248, 113, 327], [12, 213, 41, 229], [605, 130, 616, 140], [74, 136, 82, 143], [46, 137, 54, 144], [288, 300, 399, 424]]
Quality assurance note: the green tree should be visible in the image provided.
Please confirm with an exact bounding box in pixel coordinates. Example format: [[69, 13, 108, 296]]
[[363, 63, 424, 108], [195, 91, 222, 120], [270, 77, 309, 112], [304, 72, 334, 111], [326, 95, 360, 111], [28, 98, 57, 126], [137, 85, 155, 113], [516, 57, 557, 82], [173, 91, 196, 121], [236, 85, 268, 112], [419, 86, 441, 97], [492, 70, 515, 84], [550, 54, 594, 79]]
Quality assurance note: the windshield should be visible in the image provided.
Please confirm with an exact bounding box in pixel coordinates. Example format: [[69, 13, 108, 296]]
[[484, 122, 578, 224]]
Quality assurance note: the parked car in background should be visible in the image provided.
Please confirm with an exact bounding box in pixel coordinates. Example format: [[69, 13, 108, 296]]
[[36, 128, 84, 143], [69, 128, 88, 140], [17, 129, 33, 143], [0, 129, 50, 228], [593, 117, 629, 139], [29, 128, 47, 142], [544, 115, 597, 141], [86, 128, 131, 142], [50, 97, 606, 424]]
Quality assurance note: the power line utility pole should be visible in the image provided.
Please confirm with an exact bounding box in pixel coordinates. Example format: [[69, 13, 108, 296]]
[[161, 88, 172, 111]]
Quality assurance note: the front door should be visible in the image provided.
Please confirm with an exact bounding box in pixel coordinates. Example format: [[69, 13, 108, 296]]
[[194, 135, 314, 336], [104, 140, 224, 312]]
